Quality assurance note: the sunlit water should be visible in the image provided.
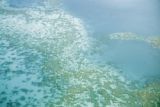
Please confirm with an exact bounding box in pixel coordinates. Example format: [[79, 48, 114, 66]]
[[0, 0, 160, 107]]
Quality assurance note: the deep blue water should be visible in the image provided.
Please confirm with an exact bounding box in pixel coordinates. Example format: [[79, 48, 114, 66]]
[[62, 0, 160, 36], [61, 0, 160, 80]]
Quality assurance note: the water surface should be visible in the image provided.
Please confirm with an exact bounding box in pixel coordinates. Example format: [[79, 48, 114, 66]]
[[0, 0, 160, 107]]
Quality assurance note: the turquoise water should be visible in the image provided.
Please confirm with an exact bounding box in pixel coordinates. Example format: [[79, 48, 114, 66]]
[[62, 0, 160, 81], [62, 0, 160, 35], [0, 0, 160, 107]]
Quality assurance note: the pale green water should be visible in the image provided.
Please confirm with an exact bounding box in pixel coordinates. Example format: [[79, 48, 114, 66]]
[[0, 0, 160, 107]]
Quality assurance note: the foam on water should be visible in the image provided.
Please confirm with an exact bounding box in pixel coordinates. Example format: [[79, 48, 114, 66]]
[[0, 0, 160, 107]]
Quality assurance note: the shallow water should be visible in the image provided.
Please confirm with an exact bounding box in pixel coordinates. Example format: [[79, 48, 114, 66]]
[[0, 0, 160, 107]]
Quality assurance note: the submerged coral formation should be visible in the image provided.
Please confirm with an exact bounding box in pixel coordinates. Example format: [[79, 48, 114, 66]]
[[109, 32, 160, 48], [0, 0, 160, 107], [146, 37, 160, 48], [109, 32, 143, 40], [137, 82, 160, 107]]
